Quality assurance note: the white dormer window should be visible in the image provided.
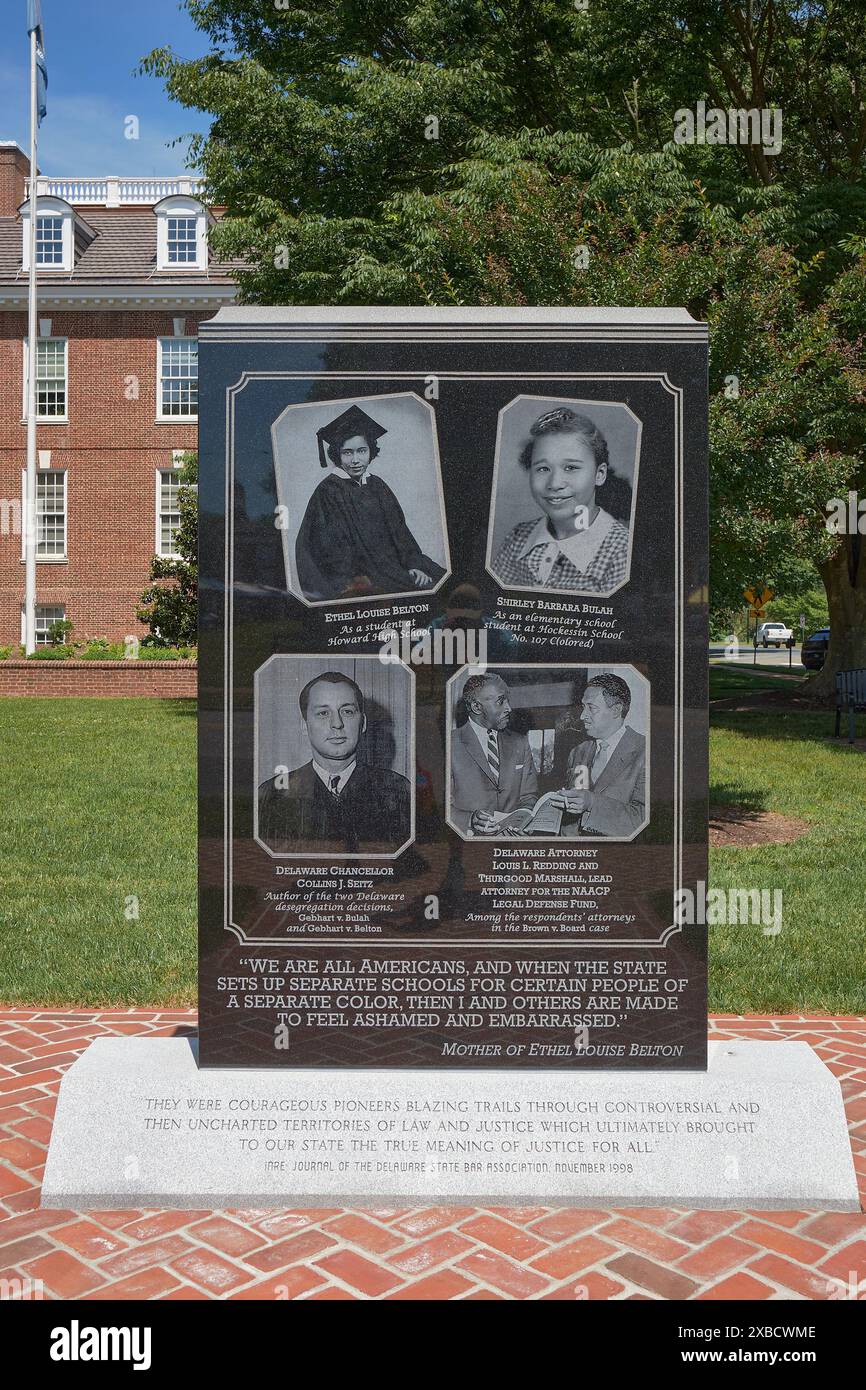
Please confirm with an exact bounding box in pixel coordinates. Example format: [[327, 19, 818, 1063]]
[[37, 215, 64, 265], [167, 216, 198, 263], [155, 195, 208, 271], [21, 196, 74, 272]]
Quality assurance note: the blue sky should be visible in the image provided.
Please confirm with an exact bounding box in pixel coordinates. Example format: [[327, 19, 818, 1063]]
[[1, 0, 214, 175]]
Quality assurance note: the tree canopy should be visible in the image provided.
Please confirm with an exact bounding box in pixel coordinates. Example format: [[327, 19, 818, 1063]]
[[144, 1, 866, 687]]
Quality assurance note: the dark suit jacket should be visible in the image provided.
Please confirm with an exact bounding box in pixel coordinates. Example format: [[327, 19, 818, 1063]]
[[258, 761, 411, 853], [562, 724, 646, 837], [450, 721, 538, 834]]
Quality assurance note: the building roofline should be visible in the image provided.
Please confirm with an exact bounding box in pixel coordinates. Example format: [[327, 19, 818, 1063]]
[[24, 174, 205, 209], [17, 196, 98, 239], [0, 281, 236, 309]]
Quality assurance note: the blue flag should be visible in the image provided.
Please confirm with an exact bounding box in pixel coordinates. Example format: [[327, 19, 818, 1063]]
[[26, 0, 48, 124]]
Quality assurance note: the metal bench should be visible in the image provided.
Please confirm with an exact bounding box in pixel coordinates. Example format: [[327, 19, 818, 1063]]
[[835, 668, 866, 743]]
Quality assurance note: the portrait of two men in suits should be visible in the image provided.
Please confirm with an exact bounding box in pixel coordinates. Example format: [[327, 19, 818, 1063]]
[[448, 666, 648, 840]]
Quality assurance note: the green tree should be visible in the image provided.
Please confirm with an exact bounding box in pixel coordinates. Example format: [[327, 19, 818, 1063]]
[[144, 2, 866, 694], [137, 452, 198, 647], [764, 585, 830, 638]]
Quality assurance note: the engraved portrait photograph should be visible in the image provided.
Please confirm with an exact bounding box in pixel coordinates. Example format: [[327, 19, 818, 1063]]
[[271, 392, 451, 605], [447, 664, 649, 842], [254, 655, 415, 857], [486, 397, 641, 597]]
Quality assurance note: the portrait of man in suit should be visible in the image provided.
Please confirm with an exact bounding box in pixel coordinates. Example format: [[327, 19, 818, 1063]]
[[449, 673, 539, 835], [553, 672, 647, 837], [257, 671, 411, 853]]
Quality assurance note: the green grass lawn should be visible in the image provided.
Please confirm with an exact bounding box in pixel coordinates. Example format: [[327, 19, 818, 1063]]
[[709, 707, 866, 1015], [0, 699, 196, 1006], [0, 694, 863, 1013]]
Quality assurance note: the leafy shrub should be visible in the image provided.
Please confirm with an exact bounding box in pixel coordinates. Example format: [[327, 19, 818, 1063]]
[[137, 453, 198, 646], [28, 644, 77, 661], [47, 618, 74, 646], [23, 639, 196, 662], [141, 645, 196, 661], [79, 640, 127, 661]]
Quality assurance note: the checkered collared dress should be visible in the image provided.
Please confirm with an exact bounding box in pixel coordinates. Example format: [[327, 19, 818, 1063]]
[[493, 516, 630, 593]]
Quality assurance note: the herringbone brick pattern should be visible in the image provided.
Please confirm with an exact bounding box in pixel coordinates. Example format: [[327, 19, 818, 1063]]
[[1, 1011, 864, 1301]]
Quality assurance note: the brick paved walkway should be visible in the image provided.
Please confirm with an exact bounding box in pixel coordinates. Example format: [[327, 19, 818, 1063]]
[[1, 1011, 864, 1301]]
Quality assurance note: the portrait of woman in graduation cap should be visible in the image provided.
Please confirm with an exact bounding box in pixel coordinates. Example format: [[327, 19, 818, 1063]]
[[294, 402, 447, 602]]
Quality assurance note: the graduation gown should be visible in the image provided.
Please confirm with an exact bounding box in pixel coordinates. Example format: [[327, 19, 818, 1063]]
[[295, 472, 445, 600], [258, 761, 412, 854]]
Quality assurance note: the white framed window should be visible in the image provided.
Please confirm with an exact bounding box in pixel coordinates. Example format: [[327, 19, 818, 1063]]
[[37, 470, 67, 557], [166, 216, 198, 264], [36, 215, 64, 265], [157, 337, 198, 420], [22, 337, 68, 420], [154, 195, 208, 270], [20, 469, 67, 559], [20, 603, 66, 647], [21, 196, 74, 272], [156, 468, 181, 556]]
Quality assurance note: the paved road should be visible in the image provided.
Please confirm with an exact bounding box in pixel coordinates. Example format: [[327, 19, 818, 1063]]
[[709, 644, 805, 670]]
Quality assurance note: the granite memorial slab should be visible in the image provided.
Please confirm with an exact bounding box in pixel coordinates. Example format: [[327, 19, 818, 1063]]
[[195, 306, 709, 1071], [41, 1037, 859, 1210]]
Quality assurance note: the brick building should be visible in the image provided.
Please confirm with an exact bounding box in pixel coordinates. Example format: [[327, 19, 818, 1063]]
[[0, 141, 236, 648]]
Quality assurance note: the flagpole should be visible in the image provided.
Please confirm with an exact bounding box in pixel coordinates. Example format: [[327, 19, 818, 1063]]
[[24, 21, 39, 655]]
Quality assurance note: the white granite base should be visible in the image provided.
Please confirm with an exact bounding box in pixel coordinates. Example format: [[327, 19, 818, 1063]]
[[41, 1039, 859, 1211]]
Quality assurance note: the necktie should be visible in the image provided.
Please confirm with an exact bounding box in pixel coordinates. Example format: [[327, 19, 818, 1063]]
[[329, 774, 341, 797], [591, 740, 609, 786], [487, 729, 500, 784]]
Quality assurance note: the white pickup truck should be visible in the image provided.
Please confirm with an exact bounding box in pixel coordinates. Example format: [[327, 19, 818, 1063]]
[[756, 621, 794, 648]]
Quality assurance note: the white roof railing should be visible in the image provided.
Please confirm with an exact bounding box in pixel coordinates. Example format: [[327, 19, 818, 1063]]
[[23, 175, 204, 207]]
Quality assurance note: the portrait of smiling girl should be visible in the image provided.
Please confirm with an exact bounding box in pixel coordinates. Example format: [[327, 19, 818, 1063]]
[[492, 405, 633, 595]]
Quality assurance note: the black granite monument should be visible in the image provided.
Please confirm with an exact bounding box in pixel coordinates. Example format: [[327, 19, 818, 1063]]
[[197, 307, 708, 1070]]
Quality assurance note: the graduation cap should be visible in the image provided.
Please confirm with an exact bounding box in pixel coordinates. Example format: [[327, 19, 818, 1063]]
[[317, 403, 388, 468]]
